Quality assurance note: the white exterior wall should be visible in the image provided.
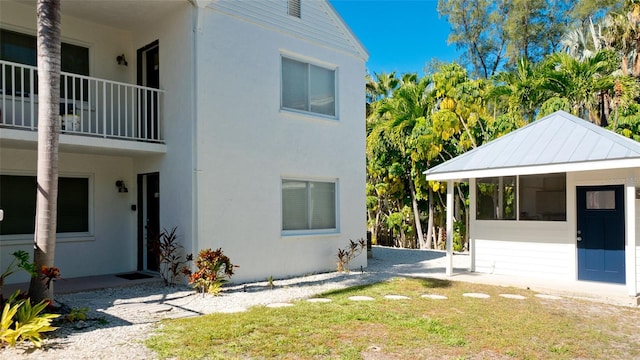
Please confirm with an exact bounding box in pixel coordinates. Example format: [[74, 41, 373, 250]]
[[193, 3, 366, 282], [0, 148, 137, 283], [471, 168, 640, 293], [130, 4, 195, 256], [0, 1, 195, 283]]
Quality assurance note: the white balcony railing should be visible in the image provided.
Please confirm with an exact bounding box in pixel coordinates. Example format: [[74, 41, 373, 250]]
[[0, 60, 164, 143]]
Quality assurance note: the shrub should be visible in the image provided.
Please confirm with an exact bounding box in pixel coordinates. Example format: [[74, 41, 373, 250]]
[[336, 239, 366, 272], [183, 248, 237, 295], [148, 227, 190, 286], [0, 291, 59, 348]]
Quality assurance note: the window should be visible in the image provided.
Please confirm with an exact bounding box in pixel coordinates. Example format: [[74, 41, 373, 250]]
[[586, 190, 615, 210], [282, 57, 336, 117], [1, 29, 89, 98], [476, 177, 516, 220], [0, 175, 89, 235], [288, 0, 301, 18], [282, 179, 336, 231], [476, 173, 567, 221], [519, 173, 566, 221]]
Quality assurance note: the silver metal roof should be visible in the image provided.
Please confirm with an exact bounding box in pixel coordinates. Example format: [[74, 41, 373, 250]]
[[425, 110, 640, 180]]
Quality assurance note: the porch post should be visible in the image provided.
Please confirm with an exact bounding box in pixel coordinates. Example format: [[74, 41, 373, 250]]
[[468, 178, 476, 272], [446, 180, 454, 276], [626, 176, 637, 296]]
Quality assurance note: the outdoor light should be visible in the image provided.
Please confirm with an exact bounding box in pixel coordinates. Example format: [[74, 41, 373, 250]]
[[116, 54, 128, 66], [115, 180, 128, 193]]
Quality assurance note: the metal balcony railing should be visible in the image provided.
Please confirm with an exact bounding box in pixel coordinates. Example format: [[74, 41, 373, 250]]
[[0, 60, 164, 143]]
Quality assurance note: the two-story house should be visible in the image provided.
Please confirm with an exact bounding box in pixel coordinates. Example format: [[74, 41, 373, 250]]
[[0, 0, 368, 285]]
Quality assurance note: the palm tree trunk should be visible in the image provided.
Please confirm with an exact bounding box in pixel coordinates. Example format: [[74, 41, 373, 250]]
[[425, 187, 434, 249], [29, 0, 61, 303], [408, 179, 426, 249]]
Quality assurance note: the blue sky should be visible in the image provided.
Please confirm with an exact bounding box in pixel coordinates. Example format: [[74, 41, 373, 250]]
[[329, 0, 461, 76]]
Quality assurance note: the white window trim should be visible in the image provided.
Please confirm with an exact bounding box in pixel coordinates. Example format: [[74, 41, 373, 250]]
[[280, 53, 339, 120], [0, 171, 95, 242], [281, 177, 340, 236]]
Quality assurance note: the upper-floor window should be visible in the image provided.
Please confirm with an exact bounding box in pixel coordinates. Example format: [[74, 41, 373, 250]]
[[281, 57, 336, 117], [1, 28, 89, 98], [288, 0, 301, 18]]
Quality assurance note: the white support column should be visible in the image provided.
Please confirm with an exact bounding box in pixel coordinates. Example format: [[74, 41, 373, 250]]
[[469, 178, 476, 272], [446, 180, 454, 276], [626, 176, 637, 296]]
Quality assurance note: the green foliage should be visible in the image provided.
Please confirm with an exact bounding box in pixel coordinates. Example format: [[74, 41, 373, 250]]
[[184, 248, 236, 295], [65, 307, 89, 322], [0, 291, 59, 348], [336, 239, 366, 272], [149, 227, 190, 286], [0, 251, 37, 292]]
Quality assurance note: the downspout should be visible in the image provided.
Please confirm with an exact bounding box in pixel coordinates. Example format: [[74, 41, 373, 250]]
[[188, 0, 203, 259]]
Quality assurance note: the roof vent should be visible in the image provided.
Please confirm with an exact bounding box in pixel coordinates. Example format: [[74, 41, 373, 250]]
[[288, 0, 301, 18]]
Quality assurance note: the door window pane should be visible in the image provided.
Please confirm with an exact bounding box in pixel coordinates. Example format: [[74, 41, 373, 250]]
[[586, 190, 615, 210]]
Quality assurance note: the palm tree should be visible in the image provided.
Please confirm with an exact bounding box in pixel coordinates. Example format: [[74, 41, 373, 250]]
[[492, 57, 549, 122], [29, 0, 61, 303], [542, 50, 617, 125], [603, 0, 640, 77]]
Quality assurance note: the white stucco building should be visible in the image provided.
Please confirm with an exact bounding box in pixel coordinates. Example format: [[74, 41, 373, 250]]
[[0, 0, 368, 284]]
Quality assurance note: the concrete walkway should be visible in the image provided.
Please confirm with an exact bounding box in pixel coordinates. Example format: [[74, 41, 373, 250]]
[[368, 246, 636, 307]]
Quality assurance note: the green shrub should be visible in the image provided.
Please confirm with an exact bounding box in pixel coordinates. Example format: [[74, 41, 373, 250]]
[[183, 248, 236, 295], [0, 291, 59, 348]]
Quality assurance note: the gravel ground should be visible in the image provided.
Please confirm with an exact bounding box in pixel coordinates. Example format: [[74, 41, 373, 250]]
[[0, 248, 467, 359]]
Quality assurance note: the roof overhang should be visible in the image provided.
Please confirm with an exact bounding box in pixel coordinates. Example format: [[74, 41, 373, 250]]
[[425, 157, 640, 182]]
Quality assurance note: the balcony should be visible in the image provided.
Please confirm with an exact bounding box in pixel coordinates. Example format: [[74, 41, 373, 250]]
[[0, 60, 164, 146]]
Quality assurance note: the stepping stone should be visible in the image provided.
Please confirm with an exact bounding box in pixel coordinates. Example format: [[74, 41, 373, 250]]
[[348, 296, 375, 301], [535, 294, 562, 300], [266, 302, 294, 308], [421, 294, 448, 300], [307, 298, 332, 303], [499, 294, 526, 300], [384, 295, 410, 300], [463, 292, 490, 299]]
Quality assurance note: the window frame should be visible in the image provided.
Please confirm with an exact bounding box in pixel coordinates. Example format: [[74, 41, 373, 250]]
[[476, 173, 567, 222], [280, 55, 338, 119], [0, 172, 94, 242], [281, 178, 339, 236]]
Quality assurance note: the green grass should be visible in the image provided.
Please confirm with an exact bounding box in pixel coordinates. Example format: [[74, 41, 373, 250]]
[[146, 277, 640, 359]]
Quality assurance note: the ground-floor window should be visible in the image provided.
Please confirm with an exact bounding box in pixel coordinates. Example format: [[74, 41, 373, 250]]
[[282, 179, 337, 232], [476, 173, 566, 221], [0, 174, 89, 235]]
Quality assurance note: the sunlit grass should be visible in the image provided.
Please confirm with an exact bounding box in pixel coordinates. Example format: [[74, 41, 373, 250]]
[[146, 277, 640, 359]]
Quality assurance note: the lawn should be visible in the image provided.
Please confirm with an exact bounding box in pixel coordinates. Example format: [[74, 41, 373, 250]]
[[146, 277, 640, 359]]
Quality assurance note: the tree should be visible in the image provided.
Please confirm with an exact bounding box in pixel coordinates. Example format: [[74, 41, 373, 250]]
[[29, 0, 61, 303], [541, 50, 617, 124], [438, 0, 508, 78], [492, 57, 550, 122], [603, 0, 640, 77]]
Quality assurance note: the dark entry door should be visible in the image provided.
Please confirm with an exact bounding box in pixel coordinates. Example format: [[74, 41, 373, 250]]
[[137, 173, 160, 271], [137, 40, 159, 140], [577, 185, 625, 284]]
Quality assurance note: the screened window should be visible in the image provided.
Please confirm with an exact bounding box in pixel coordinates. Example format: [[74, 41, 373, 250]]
[[519, 173, 566, 221], [476, 176, 516, 220], [282, 180, 336, 231], [0, 175, 89, 235], [282, 57, 336, 117]]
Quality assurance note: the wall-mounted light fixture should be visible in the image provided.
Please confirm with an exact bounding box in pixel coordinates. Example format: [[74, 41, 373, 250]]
[[115, 180, 128, 193], [116, 54, 128, 66]]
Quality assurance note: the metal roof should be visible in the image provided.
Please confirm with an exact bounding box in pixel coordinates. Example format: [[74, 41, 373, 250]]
[[425, 110, 640, 181]]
